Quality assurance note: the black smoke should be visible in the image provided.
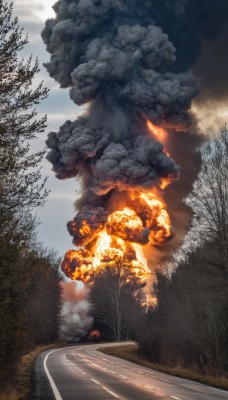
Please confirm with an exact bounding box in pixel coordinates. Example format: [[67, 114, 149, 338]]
[[42, 0, 228, 264]]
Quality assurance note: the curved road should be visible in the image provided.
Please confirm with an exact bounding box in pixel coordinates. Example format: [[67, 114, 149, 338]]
[[33, 343, 228, 400]]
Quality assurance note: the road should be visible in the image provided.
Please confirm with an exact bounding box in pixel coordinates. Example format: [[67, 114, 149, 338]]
[[33, 343, 228, 400]]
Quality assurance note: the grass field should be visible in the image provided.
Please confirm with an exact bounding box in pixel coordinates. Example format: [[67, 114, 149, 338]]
[[99, 343, 228, 391]]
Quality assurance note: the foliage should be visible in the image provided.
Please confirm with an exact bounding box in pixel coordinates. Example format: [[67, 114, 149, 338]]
[[0, 1, 62, 389]]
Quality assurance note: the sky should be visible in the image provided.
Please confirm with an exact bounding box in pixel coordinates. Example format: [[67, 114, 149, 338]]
[[13, 0, 83, 255]]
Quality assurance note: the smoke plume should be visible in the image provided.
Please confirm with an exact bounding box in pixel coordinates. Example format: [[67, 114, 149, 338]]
[[60, 280, 93, 341], [43, 1, 228, 288]]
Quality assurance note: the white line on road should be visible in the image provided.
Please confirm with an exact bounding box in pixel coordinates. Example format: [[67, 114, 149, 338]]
[[144, 386, 152, 389], [160, 378, 170, 382], [102, 386, 120, 398], [171, 396, 182, 400], [91, 378, 101, 385], [44, 349, 64, 400], [207, 387, 228, 394]]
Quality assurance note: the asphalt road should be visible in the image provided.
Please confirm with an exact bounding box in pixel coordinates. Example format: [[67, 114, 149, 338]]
[[33, 343, 228, 400]]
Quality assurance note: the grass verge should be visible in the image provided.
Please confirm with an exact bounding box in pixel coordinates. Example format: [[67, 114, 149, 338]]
[[99, 344, 228, 391], [0, 342, 67, 400]]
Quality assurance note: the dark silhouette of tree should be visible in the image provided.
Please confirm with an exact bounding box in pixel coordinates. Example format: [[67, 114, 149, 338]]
[[90, 257, 145, 341]]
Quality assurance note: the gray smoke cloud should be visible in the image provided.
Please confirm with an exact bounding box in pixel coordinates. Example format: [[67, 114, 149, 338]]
[[59, 280, 93, 342], [42, 0, 200, 200]]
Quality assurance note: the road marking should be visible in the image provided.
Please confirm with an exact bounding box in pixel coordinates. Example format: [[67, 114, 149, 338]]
[[171, 396, 182, 400], [120, 374, 128, 379], [207, 387, 228, 394], [91, 379, 101, 385], [145, 386, 152, 389], [102, 386, 120, 398], [44, 349, 64, 400], [160, 378, 170, 382]]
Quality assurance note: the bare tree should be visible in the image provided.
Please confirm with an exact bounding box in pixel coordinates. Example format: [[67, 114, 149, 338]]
[[180, 127, 228, 273], [90, 257, 144, 341]]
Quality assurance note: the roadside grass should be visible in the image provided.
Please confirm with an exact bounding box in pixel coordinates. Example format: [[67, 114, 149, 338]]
[[99, 343, 228, 391], [0, 342, 67, 400]]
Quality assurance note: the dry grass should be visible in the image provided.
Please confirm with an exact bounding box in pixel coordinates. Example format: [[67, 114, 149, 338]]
[[99, 344, 228, 391], [0, 342, 67, 400], [0, 390, 18, 400]]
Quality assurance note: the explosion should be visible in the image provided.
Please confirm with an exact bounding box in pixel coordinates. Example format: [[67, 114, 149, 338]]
[[42, 0, 204, 289], [61, 188, 173, 285]]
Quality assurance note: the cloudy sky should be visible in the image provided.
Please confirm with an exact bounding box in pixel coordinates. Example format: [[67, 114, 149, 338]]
[[13, 0, 83, 255]]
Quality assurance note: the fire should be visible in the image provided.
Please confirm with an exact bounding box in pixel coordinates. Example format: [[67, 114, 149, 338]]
[[106, 207, 149, 244], [146, 120, 175, 190], [130, 192, 173, 245], [61, 190, 173, 285], [160, 177, 173, 189], [147, 120, 167, 142], [88, 330, 101, 342]]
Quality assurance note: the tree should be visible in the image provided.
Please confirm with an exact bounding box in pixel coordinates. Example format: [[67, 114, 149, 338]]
[[89, 257, 145, 341], [135, 128, 228, 375], [182, 127, 228, 272], [0, 2, 61, 387], [0, 0, 49, 227]]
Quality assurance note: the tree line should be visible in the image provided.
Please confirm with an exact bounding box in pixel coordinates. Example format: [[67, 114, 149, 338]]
[[0, 1, 62, 388], [134, 129, 228, 375], [90, 129, 228, 377]]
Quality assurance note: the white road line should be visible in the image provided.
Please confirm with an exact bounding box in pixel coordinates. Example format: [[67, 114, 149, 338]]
[[171, 396, 182, 400], [207, 387, 228, 394], [43, 349, 64, 400], [145, 386, 152, 389], [91, 378, 101, 385], [160, 378, 170, 382], [102, 386, 120, 398]]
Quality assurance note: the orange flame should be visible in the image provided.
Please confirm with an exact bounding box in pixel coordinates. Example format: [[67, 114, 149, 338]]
[[62, 190, 173, 285], [147, 120, 167, 142]]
